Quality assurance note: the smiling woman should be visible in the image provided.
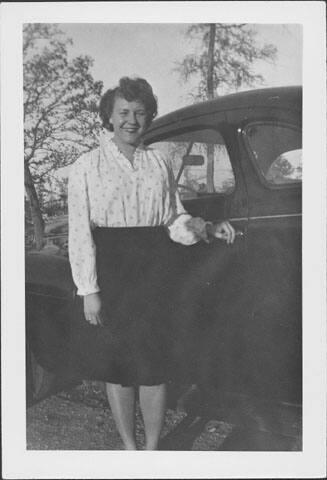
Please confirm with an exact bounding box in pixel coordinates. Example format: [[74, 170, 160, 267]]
[[111, 98, 147, 143], [98, 78, 158, 164], [99, 77, 157, 130], [67, 76, 235, 450]]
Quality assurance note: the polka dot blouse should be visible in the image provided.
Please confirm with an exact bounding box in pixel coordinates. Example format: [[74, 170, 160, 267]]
[[68, 130, 207, 296]]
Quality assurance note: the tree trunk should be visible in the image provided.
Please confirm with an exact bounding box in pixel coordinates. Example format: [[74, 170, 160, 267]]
[[207, 24, 216, 100], [206, 144, 215, 193], [25, 163, 44, 250], [206, 24, 216, 192]]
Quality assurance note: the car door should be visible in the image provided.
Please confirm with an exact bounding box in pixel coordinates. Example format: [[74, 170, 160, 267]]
[[146, 120, 251, 389], [234, 110, 302, 406]]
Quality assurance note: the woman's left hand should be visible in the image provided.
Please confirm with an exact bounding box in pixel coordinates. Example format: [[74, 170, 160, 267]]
[[208, 221, 236, 245]]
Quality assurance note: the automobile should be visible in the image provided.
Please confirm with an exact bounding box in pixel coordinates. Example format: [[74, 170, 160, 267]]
[[26, 85, 302, 449]]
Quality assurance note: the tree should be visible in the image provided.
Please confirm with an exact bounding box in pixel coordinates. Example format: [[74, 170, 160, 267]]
[[177, 23, 277, 192], [24, 24, 103, 249], [177, 23, 277, 101]]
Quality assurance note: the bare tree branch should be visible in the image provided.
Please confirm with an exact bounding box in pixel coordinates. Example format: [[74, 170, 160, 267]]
[[24, 23, 103, 248], [176, 23, 277, 101]]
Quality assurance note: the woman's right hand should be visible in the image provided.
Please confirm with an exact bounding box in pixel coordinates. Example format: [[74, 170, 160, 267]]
[[83, 292, 103, 326]]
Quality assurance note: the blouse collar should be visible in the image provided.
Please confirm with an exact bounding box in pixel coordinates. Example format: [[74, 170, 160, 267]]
[[99, 129, 146, 170]]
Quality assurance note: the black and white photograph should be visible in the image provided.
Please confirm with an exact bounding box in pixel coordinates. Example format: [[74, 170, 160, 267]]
[[1, 1, 326, 479]]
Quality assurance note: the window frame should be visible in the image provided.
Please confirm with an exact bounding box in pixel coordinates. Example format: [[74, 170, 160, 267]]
[[148, 125, 237, 200], [241, 120, 302, 191]]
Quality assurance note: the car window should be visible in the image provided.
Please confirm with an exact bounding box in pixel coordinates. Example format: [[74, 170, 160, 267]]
[[244, 122, 302, 185], [150, 128, 235, 200], [266, 149, 302, 184]]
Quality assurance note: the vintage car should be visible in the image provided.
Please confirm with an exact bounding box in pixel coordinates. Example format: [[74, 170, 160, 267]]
[[26, 86, 302, 449]]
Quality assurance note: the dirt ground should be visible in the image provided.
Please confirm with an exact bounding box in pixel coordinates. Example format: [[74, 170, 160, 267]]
[[27, 381, 302, 451], [26, 381, 233, 451]]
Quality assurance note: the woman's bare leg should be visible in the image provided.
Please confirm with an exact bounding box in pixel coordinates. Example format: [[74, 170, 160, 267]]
[[139, 384, 167, 450], [106, 383, 137, 450]]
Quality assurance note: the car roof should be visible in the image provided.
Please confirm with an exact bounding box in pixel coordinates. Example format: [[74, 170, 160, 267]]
[[144, 86, 302, 137]]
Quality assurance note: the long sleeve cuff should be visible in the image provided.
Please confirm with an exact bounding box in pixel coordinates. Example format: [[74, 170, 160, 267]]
[[168, 214, 208, 245], [76, 284, 101, 297]]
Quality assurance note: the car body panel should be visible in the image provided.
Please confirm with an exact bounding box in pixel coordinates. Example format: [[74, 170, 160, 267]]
[[144, 87, 301, 134], [25, 253, 79, 404]]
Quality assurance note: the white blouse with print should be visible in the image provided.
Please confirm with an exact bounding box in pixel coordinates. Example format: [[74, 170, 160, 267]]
[[68, 131, 206, 296]]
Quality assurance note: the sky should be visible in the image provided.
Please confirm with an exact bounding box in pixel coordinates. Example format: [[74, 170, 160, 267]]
[[60, 23, 302, 116]]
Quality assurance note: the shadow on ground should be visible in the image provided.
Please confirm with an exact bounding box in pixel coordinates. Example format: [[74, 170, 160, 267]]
[[159, 385, 302, 451]]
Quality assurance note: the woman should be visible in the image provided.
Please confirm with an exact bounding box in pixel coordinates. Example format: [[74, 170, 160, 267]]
[[68, 77, 235, 450]]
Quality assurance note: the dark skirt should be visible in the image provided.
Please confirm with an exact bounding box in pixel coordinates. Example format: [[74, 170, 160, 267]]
[[70, 226, 198, 386], [69, 226, 237, 387]]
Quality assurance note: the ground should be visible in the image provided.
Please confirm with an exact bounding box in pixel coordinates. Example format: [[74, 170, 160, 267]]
[[26, 381, 301, 451], [26, 381, 232, 450]]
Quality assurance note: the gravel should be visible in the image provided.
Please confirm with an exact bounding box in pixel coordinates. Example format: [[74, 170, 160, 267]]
[[26, 381, 232, 450], [27, 381, 301, 451]]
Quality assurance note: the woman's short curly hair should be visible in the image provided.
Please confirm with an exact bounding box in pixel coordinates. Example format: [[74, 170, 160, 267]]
[[99, 77, 158, 131]]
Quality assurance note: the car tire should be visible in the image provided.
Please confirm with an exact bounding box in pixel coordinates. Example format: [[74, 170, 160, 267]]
[[27, 342, 56, 405]]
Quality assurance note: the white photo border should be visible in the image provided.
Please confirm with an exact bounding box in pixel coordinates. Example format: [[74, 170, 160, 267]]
[[1, 1, 326, 478]]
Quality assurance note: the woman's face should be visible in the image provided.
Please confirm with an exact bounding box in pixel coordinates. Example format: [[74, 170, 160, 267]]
[[110, 96, 148, 147]]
